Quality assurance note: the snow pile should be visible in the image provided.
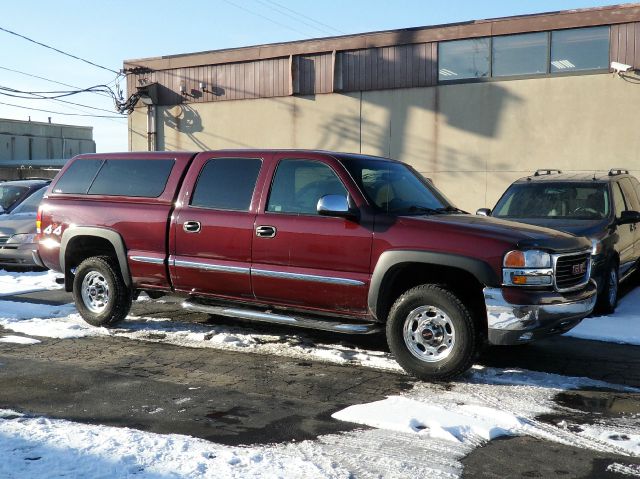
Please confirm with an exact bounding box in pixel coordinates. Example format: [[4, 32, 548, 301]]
[[0, 335, 40, 345], [333, 396, 523, 442], [0, 302, 90, 339], [565, 287, 640, 345], [0, 270, 62, 296]]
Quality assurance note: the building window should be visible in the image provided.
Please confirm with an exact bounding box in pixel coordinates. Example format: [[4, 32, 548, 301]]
[[438, 38, 490, 81], [550, 26, 609, 73], [492, 32, 549, 77]]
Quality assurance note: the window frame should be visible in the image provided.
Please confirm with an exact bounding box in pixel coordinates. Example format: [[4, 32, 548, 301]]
[[265, 158, 350, 217], [189, 157, 263, 212]]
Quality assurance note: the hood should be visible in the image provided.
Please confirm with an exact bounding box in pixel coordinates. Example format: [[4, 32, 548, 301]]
[[0, 212, 37, 236], [404, 214, 592, 252], [496, 217, 608, 238]]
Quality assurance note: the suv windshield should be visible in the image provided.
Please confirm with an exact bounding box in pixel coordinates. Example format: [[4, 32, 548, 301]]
[[339, 157, 453, 214], [0, 184, 29, 212], [494, 182, 610, 220]]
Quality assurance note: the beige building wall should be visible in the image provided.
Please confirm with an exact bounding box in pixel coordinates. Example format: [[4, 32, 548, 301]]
[[128, 73, 640, 212]]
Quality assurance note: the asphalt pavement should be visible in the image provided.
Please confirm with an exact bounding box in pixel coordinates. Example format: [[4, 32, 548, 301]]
[[1, 289, 639, 478]]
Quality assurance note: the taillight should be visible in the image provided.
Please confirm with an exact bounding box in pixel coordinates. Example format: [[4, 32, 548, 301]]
[[36, 206, 42, 234]]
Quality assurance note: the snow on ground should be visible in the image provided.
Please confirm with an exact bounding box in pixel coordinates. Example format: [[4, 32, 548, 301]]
[[0, 270, 62, 296], [0, 335, 40, 345], [565, 286, 640, 345]]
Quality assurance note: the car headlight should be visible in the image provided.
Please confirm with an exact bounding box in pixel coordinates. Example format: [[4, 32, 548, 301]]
[[6, 233, 36, 244], [590, 239, 603, 256], [503, 249, 553, 287]]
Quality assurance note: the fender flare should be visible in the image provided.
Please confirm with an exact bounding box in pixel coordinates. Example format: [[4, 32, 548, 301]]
[[368, 250, 500, 320], [60, 226, 131, 287]]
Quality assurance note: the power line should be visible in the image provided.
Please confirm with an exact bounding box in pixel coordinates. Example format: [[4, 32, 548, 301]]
[[0, 86, 121, 115], [258, 0, 346, 35], [0, 100, 126, 119], [0, 25, 119, 75], [0, 65, 113, 99], [220, 0, 313, 38]]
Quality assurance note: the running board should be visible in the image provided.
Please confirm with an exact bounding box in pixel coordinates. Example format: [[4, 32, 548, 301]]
[[182, 300, 381, 335]]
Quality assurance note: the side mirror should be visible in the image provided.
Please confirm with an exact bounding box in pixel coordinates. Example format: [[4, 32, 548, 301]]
[[618, 210, 640, 225], [476, 208, 492, 216], [317, 195, 356, 219]]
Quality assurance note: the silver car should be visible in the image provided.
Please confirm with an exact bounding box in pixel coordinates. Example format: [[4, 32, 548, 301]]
[[0, 180, 50, 268]]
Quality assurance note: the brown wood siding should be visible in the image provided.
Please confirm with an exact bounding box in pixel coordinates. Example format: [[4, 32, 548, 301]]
[[292, 52, 334, 95], [339, 43, 437, 91], [610, 22, 640, 69]]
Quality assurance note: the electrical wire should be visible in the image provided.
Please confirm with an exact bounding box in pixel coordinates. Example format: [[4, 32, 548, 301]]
[[0, 65, 113, 99], [0, 25, 119, 74], [257, 0, 346, 35], [220, 0, 312, 38], [0, 100, 127, 118], [0, 84, 123, 114]]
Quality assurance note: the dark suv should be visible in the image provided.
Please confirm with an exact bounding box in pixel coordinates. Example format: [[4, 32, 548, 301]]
[[478, 169, 640, 313]]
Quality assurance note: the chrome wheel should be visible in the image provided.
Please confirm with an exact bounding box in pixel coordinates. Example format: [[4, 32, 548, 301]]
[[81, 271, 110, 314], [402, 305, 456, 362], [608, 267, 618, 307]]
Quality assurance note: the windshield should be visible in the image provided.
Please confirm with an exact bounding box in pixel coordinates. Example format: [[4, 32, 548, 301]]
[[10, 187, 46, 215], [494, 182, 610, 220], [0, 184, 29, 212], [339, 157, 453, 215]]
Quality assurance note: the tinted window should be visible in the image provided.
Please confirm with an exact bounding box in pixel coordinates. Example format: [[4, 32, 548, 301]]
[[551, 27, 609, 73], [619, 178, 640, 211], [631, 177, 640, 208], [492, 32, 548, 77], [494, 183, 610, 219], [88, 159, 174, 197], [53, 159, 103, 194], [191, 158, 262, 211], [439, 38, 490, 81], [10, 187, 46, 215], [613, 182, 628, 217], [267, 160, 347, 215], [340, 157, 451, 214]]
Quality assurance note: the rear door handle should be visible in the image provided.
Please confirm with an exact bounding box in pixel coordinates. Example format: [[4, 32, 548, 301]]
[[256, 225, 276, 238], [183, 221, 201, 233]]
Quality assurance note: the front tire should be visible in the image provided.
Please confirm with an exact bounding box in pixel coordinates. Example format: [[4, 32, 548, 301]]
[[596, 262, 618, 314], [73, 256, 132, 327], [386, 284, 478, 381]]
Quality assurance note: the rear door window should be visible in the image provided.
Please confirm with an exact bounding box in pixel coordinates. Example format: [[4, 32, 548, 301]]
[[620, 178, 640, 211], [612, 182, 628, 217], [190, 158, 262, 211]]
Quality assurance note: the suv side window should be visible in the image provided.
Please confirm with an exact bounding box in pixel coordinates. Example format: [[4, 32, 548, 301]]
[[612, 182, 628, 217], [191, 158, 262, 211], [267, 159, 347, 215], [53, 159, 103, 194], [620, 178, 640, 211]]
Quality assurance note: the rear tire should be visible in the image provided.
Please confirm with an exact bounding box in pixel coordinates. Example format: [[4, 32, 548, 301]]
[[386, 284, 478, 381], [73, 256, 132, 327]]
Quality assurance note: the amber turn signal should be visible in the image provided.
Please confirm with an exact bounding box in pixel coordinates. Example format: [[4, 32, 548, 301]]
[[504, 250, 525, 268]]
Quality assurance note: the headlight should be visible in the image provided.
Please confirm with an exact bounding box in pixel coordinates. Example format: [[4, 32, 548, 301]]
[[503, 250, 551, 268], [503, 249, 553, 287], [6, 233, 36, 244], [590, 239, 603, 256]]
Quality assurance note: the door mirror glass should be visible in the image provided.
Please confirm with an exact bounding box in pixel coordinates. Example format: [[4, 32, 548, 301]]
[[476, 208, 491, 216], [618, 210, 640, 225], [317, 195, 352, 218]]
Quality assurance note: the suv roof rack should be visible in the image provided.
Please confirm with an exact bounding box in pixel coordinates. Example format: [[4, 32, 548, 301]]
[[608, 168, 629, 176], [533, 169, 562, 176]]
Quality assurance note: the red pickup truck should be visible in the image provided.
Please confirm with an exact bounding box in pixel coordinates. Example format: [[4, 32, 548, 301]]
[[35, 150, 597, 380]]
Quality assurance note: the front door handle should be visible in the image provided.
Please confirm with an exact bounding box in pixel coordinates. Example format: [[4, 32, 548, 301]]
[[256, 225, 276, 238], [183, 221, 201, 233]]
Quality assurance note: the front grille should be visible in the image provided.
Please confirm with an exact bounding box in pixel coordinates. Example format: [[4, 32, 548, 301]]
[[554, 251, 590, 292], [0, 236, 8, 245]]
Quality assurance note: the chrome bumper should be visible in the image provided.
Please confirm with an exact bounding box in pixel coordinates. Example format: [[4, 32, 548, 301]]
[[483, 280, 597, 345]]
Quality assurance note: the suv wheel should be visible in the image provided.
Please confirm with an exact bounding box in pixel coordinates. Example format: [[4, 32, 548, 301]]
[[386, 284, 478, 381], [73, 256, 132, 327], [596, 263, 618, 314]]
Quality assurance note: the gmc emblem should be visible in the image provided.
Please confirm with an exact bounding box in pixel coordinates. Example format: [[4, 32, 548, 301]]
[[572, 262, 587, 275]]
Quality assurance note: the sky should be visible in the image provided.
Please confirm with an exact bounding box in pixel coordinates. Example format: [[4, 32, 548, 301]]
[[0, 0, 628, 152]]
